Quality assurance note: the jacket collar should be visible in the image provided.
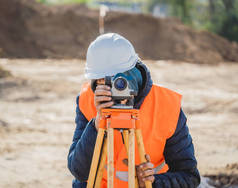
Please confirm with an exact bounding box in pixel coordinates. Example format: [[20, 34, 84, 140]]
[[134, 61, 153, 109]]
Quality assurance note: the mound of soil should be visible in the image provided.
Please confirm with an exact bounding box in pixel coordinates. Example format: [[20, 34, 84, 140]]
[[206, 163, 238, 187], [209, 174, 238, 187], [1, 0, 238, 63], [0, 66, 11, 78], [0, 0, 98, 58]]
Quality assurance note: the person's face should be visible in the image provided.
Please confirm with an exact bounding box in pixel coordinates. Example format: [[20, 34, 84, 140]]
[[96, 78, 105, 85]]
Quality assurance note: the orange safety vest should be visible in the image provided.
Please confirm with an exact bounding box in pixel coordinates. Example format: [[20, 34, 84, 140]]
[[79, 82, 182, 188]]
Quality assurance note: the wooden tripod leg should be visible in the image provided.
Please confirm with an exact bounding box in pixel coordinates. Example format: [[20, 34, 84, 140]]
[[135, 129, 152, 188], [128, 129, 135, 188], [107, 128, 114, 188], [87, 128, 105, 188], [123, 130, 139, 188], [94, 136, 108, 188], [122, 130, 129, 153]]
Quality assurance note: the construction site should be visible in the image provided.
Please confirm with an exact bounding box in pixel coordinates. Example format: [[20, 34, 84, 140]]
[[0, 0, 238, 187]]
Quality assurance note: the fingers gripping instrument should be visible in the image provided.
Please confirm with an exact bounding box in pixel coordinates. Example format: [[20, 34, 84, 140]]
[[87, 109, 152, 188]]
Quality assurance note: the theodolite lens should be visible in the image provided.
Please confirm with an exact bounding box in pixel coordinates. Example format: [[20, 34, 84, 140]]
[[114, 77, 127, 91]]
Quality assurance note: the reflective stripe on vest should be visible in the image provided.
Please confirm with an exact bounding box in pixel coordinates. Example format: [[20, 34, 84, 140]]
[[79, 82, 182, 188], [115, 161, 166, 182]]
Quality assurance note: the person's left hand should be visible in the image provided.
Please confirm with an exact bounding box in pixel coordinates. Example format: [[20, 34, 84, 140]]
[[136, 154, 155, 188]]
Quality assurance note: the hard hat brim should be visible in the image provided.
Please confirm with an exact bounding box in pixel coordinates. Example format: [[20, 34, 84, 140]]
[[85, 54, 139, 79]]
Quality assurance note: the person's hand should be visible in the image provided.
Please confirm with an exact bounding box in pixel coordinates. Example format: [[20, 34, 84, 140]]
[[94, 84, 113, 130], [136, 154, 155, 188]]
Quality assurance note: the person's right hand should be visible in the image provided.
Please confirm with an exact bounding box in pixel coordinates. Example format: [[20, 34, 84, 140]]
[[94, 84, 113, 130]]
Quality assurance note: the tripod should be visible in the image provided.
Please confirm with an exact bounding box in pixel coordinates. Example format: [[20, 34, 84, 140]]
[[87, 108, 152, 188]]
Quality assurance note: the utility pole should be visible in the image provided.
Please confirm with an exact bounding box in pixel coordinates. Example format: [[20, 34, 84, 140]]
[[99, 5, 109, 34]]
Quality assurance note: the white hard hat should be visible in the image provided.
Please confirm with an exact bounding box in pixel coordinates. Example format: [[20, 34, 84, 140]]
[[85, 33, 139, 79]]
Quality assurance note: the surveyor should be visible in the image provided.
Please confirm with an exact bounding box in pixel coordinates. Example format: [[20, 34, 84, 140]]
[[67, 33, 200, 188]]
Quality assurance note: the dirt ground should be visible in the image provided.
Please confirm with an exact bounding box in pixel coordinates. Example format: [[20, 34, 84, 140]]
[[0, 59, 238, 187]]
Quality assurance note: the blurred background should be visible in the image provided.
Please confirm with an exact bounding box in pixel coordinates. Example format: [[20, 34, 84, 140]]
[[0, 0, 238, 187]]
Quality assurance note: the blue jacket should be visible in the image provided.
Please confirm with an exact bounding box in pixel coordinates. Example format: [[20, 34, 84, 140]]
[[67, 62, 201, 187]]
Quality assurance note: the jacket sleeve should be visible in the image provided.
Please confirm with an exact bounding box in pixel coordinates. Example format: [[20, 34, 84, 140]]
[[153, 109, 201, 188], [67, 95, 98, 182]]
